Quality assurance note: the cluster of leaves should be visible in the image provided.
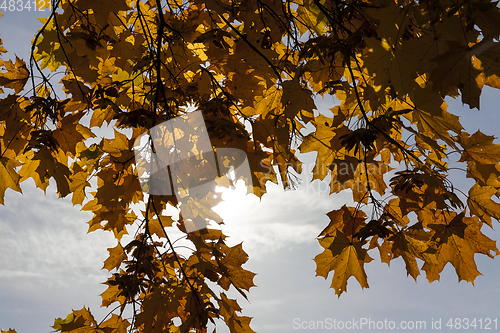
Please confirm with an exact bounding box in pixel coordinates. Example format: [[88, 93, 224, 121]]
[[2, 0, 500, 331]]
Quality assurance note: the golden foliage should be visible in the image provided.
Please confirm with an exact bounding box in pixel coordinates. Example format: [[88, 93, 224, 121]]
[[2, 0, 500, 331]]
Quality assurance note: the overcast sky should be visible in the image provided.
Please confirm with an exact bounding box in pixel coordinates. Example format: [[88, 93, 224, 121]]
[[1, 8, 500, 333]]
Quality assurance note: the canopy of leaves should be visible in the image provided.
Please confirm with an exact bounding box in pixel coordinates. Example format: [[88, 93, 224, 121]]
[[2, 0, 500, 331]]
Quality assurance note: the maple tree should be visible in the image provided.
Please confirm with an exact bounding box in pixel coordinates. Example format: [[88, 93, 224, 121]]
[[2, 0, 500, 331]]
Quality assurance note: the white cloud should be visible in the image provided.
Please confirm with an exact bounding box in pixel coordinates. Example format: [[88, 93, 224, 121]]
[[213, 180, 350, 258], [0, 183, 116, 332]]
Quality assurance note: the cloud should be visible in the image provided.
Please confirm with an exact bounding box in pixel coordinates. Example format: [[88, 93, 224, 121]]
[[0, 183, 116, 332], [213, 180, 351, 258]]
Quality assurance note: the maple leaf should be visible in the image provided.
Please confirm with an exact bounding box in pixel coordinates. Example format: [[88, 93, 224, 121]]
[[0, 157, 22, 205], [299, 116, 350, 180], [100, 280, 126, 308], [466, 160, 500, 188], [458, 130, 500, 165], [364, 0, 411, 46], [381, 228, 436, 281], [90, 99, 120, 127], [135, 285, 187, 333], [330, 157, 390, 201], [281, 78, 316, 120], [319, 205, 367, 239], [468, 184, 500, 227], [382, 198, 412, 227], [33, 149, 71, 197], [218, 293, 255, 333], [69, 169, 90, 206], [420, 210, 499, 283], [102, 129, 130, 158], [52, 314, 76, 331], [315, 230, 371, 296], [18, 152, 49, 192], [0, 56, 29, 93], [53, 113, 95, 157], [217, 243, 256, 293], [147, 216, 174, 238], [471, 39, 500, 87], [362, 37, 419, 96], [242, 85, 281, 118], [431, 41, 483, 109], [99, 314, 130, 333], [87, 205, 137, 240], [53, 307, 98, 332], [409, 85, 463, 146], [103, 243, 127, 271]]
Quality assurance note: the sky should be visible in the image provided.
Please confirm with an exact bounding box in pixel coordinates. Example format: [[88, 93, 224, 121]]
[[1, 6, 500, 333]]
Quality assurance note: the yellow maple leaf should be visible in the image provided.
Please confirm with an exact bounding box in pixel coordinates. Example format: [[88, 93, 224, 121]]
[[100, 280, 126, 308], [0, 157, 22, 205], [102, 129, 130, 157], [320, 205, 367, 239], [468, 183, 500, 227], [421, 210, 499, 283], [218, 243, 256, 293], [459, 130, 500, 165], [218, 293, 256, 333], [300, 116, 350, 180], [315, 230, 371, 296], [53, 113, 94, 157], [0, 56, 29, 93], [18, 152, 49, 191], [147, 216, 174, 238], [383, 230, 436, 281], [52, 307, 98, 332], [75, 0, 131, 27], [281, 78, 316, 120], [99, 314, 130, 332], [33, 149, 71, 197], [103, 244, 126, 274], [69, 170, 90, 206], [135, 285, 187, 333]]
